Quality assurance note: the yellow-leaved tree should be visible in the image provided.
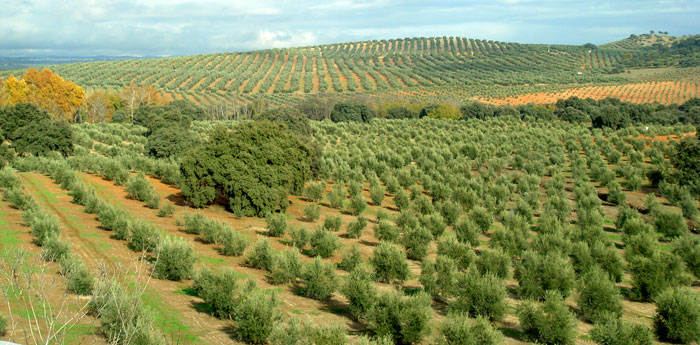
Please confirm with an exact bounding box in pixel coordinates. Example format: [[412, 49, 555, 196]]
[[1, 75, 30, 106], [21, 68, 85, 121]]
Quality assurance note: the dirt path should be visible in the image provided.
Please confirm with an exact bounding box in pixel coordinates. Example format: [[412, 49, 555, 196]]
[[77, 172, 357, 335], [21, 172, 233, 345], [0, 183, 106, 345]]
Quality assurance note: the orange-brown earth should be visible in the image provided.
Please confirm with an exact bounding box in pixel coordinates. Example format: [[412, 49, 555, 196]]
[[481, 81, 700, 106]]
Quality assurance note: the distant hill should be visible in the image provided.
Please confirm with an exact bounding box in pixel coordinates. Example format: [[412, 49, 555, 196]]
[[602, 33, 678, 49], [0, 56, 152, 71], [1, 35, 698, 106]]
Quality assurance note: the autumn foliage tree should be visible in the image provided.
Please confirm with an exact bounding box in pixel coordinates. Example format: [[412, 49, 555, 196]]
[[1, 69, 84, 121], [119, 82, 163, 123]]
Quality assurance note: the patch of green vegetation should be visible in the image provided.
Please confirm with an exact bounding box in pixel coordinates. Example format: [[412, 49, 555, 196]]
[[59, 322, 96, 344], [198, 254, 224, 265], [0, 212, 22, 247], [25, 174, 59, 204], [140, 288, 203, 343], [175, 287, 198, 297]]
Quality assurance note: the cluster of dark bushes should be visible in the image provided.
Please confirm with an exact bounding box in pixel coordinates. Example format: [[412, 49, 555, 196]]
[[0, 103, 73, 159], [459, 96, 700, 128], [179, 122, 314, 216]]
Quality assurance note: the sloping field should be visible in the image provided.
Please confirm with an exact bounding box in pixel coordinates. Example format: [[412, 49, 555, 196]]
[[0, 37, 630, 106], [481, 81, 700, 105]]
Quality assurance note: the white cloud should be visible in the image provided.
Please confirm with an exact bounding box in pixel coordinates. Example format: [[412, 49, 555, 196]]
[[0, 0, 697, 56]]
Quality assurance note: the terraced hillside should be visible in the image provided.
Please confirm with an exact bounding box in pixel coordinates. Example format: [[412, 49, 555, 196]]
[[0, 37, 634, 105]]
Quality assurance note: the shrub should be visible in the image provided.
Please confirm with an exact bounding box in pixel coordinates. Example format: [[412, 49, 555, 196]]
[[348, 180, 363, 198], [3, 186, 36, 210], [515, 250, 576, 299], [180, 213, 207, 235], [305, 181, 325, 202], [348, 194, 367, 216], [346, 216, 368, 239], [145, 194, 160, 209], [620, 217, 653, 237], [369, 183, 385, 206], [146, 126, 196, 158], [392, 189, 409, 211], [234, 291, 280, 344], [309, 228, 341, 258], [395, 210, 418, 230], [679, 192, 699, 222], [475, 249, 511, 279], [266, 212, 287, 237], [366, 291, 432, 345], [153, 236, 194, 281], [373, 220, 399, 242], [246, 238, 274, 271], [289, 226, 309, 249], [577, 268, 622, 323], [301, 256, 338, 301], [654, 210, 688, 238], [590, 313, 654, 345], [179, 123, 312, 217], [606, 181, 626, 205], [41, 237, 71, 262], [401, 225, 432, 261], [29, 209, 60, 246], [11, 119, 74, 157], [436, 234, 475, 270], [269, 248, 303, 285], [436, 314, 503, 345], [623, 232, 658, 261], [220, 228, 249, 256], [269, 318, 346, 345], [59, 255, 94, 296], [258, 106, 312, 136], [90, 277, 166, 345], [654, 287, 700, 344], [129, 219, 161, 252], [370, 242, 410, 283], [303, 204, 321, 222], [420, 255, 456, 301], [518, 290, 577, 345], [327, 184, 345, 209], [125, 173, 158, 204], [628, 252, 691, 301], [419, 212, 446, 238], [339, 244, 363, 271], [342, 264, 378, 320], [157, 202, 175, 218], [469, 206, 493, 233], [192, 267, 246, 318], [412, 194, 434, 215], [323, 215, 342, 232], [451, 270, 507, 321], [673, 235, 700, 279], [330, 101, 375, 123]]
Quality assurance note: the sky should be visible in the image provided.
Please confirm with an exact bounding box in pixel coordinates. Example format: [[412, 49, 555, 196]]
[[0, 0, 699, 57]]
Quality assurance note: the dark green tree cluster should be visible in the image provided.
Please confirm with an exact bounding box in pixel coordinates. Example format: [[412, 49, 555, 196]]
[[179, 122, 313, 217], [330, 101, 376, 123], [0, 103, 73, 157], [140, 100, 204, 158]]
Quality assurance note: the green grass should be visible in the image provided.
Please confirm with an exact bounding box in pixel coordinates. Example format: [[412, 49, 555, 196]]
[[25, 174, 59, 204], [0, 211, 22, 247], [59, 323, 96, 344], [198, 254, 225, 265], [141, 288, 203, 343]]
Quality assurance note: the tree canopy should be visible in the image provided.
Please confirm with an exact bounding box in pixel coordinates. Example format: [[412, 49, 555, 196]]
[[179, 122, 313, 216]]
